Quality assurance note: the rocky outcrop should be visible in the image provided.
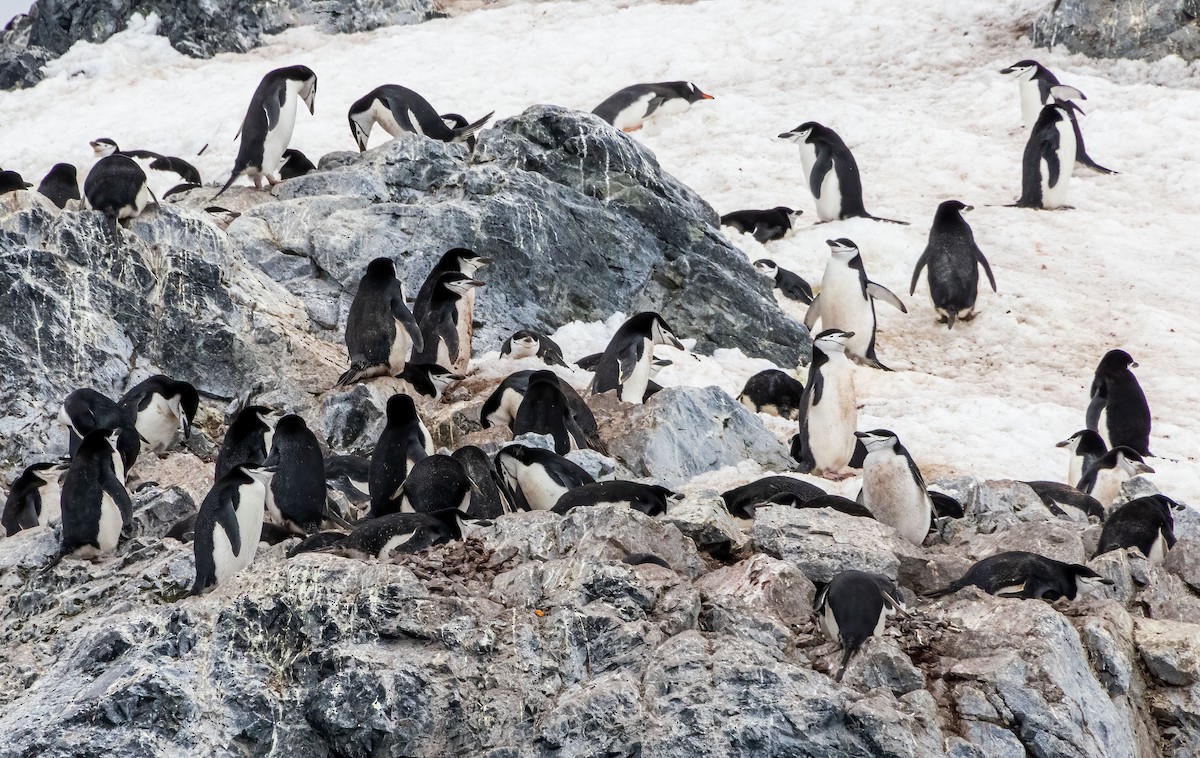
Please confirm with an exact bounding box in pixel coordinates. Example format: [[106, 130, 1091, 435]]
[[1031, 0, 1200, 61], [0, 0, 441, 89]]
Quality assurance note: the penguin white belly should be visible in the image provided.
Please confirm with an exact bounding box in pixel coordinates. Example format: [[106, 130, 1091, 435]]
[[517, 467, 570, 511], [508, 342, 538, 360], [488, 388, 525, 427], [806, 366, 857, 473], [261, 99, 300, 177], [436, 337, 451, 370], [1148, 531, 1168, 564], [370, 100, 405, 139], [377, 532, 417, 559], [612, 93, 655, 131], [819, 268, 875, 360], [863, 457, 930, 545], [1041, 120, 1075, 209], [111, 447, 127, 483], [37, 480, 63, 526], [653, 97, 691, 117], [453, 300, 472, 373], [1067, 458, 1084, 489], [1018, 80, 1041, 126], [815, 166, 842, 221], [1091, 470, 1126, 509], [620, 344, 654, 404], [214, 484, 266, 583], [388, 318, 411, 371], [137, 394, 181, 453], [96, 491, 124, 554], [821, 602, 839, 640]]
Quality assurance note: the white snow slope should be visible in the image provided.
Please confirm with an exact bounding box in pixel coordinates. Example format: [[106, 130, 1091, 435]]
[[0, 0, 1197, 503]]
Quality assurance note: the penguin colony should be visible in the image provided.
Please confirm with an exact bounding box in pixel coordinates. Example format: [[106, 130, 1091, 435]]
[[0, 51, 1186, 687]]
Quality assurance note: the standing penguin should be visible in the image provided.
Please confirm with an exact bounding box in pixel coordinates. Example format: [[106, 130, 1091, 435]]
[[1056, 430, 1108, 488], [513, 370, 589, 454], [217, 65, 317, 195], [721, 207, 801, 243], [388, 454, 474, 515], [190, 465, 274, 594], [348, 84, 493, 151], [367, 394, 434, 519], [777, 122, 904, 224], [337, 258, 424, 386], [37, 163, 80, 208], [1096, 494, 1178, 563], [1014, 99, 1076, 210], [792, 329, 858, 478], [590, 312, 685, 403], [1076, 447, 1154, 510], [815, 570, 903, 681], [214, 405, 279, 481], [118, 375, 200, 455], [83, 154, 152, 228], [262, 414, 327, 534], [1086, 349, 1151, 456], [495, 444, 595, 512], [805, 239, 907, 370], [999, 60, 1115, 174], [855, 430, 933, 546], [58, 388, 139, 479], [753, 259, 814, 304], [593, 81, 713, 132], [738, 369, 805, 419], [56, 430, 132, 562], [500, 330, 569, 367], [2, 461, 69, 536], [410, 271, 484, 372], [414, 248, 491, 368], [909, 200, 997, 329]]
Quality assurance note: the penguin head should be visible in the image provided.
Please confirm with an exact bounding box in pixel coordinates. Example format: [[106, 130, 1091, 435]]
[[348, 105, 375, 152], [437, 271, 485, 297], [1112, 447, 1154, 477], [777, 122, 819, 142], [648, 314, 685, 350], [753, 259, 779, 277], [678, 81, 714, 103], [814, 329, 854, 353], [272, 413, 309, 439], [509, 330, 541, 356], [773, 206, 801, 218], [1056, 429, 1106, 454], [450, 247, 493, 275], [274, 65, 318, 114], [90, 138, 119, 157], [826, 238, 859, 260], [423, 364, 464, 393], [385, 393, 420, 425], [1071, 564, 1114, 599], [365, 257, 397, 281], [855, 429, 899, 454], [237, 464, 276, 488], [650, 358, 672, 379], [1097, 349, 1137, 375], [937, 199, 973, 216], [0, 170, 33, 192], [999, 60, 1040, 80], [46, 163, 78, 182]]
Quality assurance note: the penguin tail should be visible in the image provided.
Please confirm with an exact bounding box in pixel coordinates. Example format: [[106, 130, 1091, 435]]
[[1077, 153, 1117, 175], [335, 363, 388, 388], [865, 213, 909, 225], [38, 551, 66, 577], [946, 310, 958, 330], [834, 644, 856, 682], [452, 112, 495, 143], [213, 166, 244, 199], [923, 581, 963, 599]]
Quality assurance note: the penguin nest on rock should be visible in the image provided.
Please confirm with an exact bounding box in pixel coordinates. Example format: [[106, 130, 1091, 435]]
[[390, 537, 518, 594]]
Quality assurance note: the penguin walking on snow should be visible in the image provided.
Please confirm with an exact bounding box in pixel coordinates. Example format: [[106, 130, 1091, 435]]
[[55, 430, 132, 564], [37, 163, 80, 208], [348, 85, 493, 151], [721, 207, 801, 243], [495, 444, 594, 512], [777, 122, 905, 224], [262, 415, 328, 534], [815, 570, 903, 681], [593, 81, 713, 132], [1096, 494, 1179, 563], [1056, 430, 1107, 488], [217, 65, 317, 196], [855, 430, 933, 545], [118, 375, 199, 455], [2, 461, 69, 536], [513, 370, 589, 454], [926, 551, 1110, 600], [191, 465, 274, 594], [805, 239, 907, 370], [590, 312, 684, 403], [337, 258, 424, 386], [909, 200, 997, 328], [753, 259, 813, 304], [410, 272, 484, 372], [999, 60, 1115, 174], [1014, 96, 1076, 210], [792, 329, 858, 478], [368, 394, 434, 519], [1086, 349, 1151, 456]]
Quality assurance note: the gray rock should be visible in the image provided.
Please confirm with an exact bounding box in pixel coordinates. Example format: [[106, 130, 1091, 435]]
[[1135, 617, 1200, 686], [1032, 0, 1200, 62], [694, 553, 814, 647], [660, 489, 749, 554], [1164, 539, 1200, 593]]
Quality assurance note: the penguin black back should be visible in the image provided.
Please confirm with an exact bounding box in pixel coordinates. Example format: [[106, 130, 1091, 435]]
[[1096, 494, 1178, 561], [413, 248, 489, 321], [552, 481, 678, 516], [264, 414, 327, 533], [279, 149, 316, 180], [0, 169, 32, 194], [909, 200, 996, 329], [2, 462, 66, 536], [37, 163, 80, 208], [367, 394, 430, 519], [60, 388, 140, 476], [394, 454, 473, 515], [83, 154, 150, 226], [1086, 349, 1151, 456], [720, 207, 799, 243], [721, 476, 826, 519], [219, 65, 317, 195], [327, 508, 463, 560], [410, 271, 481, 368], [815, 570, 899, 681], [926, 551, 1106, 600], [338, 257, 423, 386], [738, 369, 805, 420], [513, 370, 587, 455], [58, 430, 132, 559], [452, 445, 508, 519]]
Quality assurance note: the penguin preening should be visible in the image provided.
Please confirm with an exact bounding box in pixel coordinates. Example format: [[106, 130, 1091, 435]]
[[337, 257, 424, 387], [480, 370, 603, 451], [36, 163, 80, 208], [452, 445, 509, 519], [792, 329, 858, 478], [217, 65, 317, 195], [721, 207, 801, 243], [88, 137, 202, 198], [494, 444, 594, 512], [909, 200, 997, 328], [738, 369, 805, 420], [320, 508, 465, 560], [191, 464, 274, 594], [926, 551, 1110, 600], [856, 429, 933, 546], [1056, 430, 1108, 488], [348, 85, 493, 151], [1096, 494, 1179, 563], [753, 259, 814, 304], [805, 239, 907, 370], [1021, 480, 1106, 521], [58, 388, 140, 480], [394, 363, 463, 402], [999, 60, 1116, 174], [513, 370, 590, 454], [592, 81, 713, 132], [118, 375, 199, 455], [214, 405, 280, 482], [777, 122, 905, 224], [1086, 349, 1151, 456], [500, 330, 569, 367], [83, 154, 152, 229], [1014, 96, 1076, 210], [410, 272, 484, 372], [1075, 446, 1154, 510], [590, 312, 684, 403], [367, 394, 433, 519], [2, 461, 69, 536], [815, 570, 903, 682], [279, 149, 316, 180]]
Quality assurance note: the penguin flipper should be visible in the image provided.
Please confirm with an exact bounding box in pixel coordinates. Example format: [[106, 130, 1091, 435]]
[[392, 297, 424, 355], [1084, 392, 1106, 433], [866, 282, 907, 313], [909, 251, 929, 296], [1041, 127, 1062, 189], [1067, 110, 1117, 174], [803, 293, 821, 329], [214, 488, 243, 558], [616, 342, 641, 384], [810, 143, 833, 199], [213, 167, 244, 199], [975, 248, 998, 292]]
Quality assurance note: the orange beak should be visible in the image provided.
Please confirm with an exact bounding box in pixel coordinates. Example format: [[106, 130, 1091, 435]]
[[701, 93, 715, 100]]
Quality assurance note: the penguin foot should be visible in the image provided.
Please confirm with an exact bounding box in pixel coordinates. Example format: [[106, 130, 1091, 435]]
[[622, 125, 642, 133], [820, 471, 856, 482]]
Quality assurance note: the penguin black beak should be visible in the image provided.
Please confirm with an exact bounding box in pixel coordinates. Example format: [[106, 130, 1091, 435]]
[[998, 67, 1014, 74], [1129, 361, 1139, 369], [1135, 462, 1156, 475], [476, 257, 494, 265], [666, 334, 685, 350], [449, 373, 466, 381], [1054, 438, 1071, 448], [776, 131, 796, 139], [468, 279, 486, 287], [962, 205, 975, 212]]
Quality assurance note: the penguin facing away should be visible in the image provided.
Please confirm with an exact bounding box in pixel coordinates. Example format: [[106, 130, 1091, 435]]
[[390, 454, 474, 515], [262, 414, 327, 534], [37, 163, 80, 208], [58, 388, 140, 479], [1021, 480, 1106, 521], [925, 551, 1110, 600], [753, 259, 814, 304], [909, 200, 997, 328], [217, 65, 317, 195], [191, 465, 274, 594], [337, 257, 424, 387], [1055, 430, 1108, 488], [855, 429, 933, 546], [777, 122, 906, 224], [513, 370, 589, 455], [792, 329, 858, 478], [1014, 97, 1077, 210], [495, 444, 595, 512], [57, 430, 132, 562], [590, 312, 685, 403], [1075, 446, 1154, 509], [1086, 349, 1151, 456], [2, 461, 69, 536], [348, 85, 493, 151], [480, 370, 602, 451], [720, 476, 827, 521], [721, 207, 801, 243], [738, 369, 805, 420], [83, 154, 152, 229], [118, 375, 199, 455], [815, 570, 903, 681], [593, 81, 713, 132], [367, 394, 433, 519], [214, 405, 280, 482], [805, 239, 907, 370], [1096, 494, 1179, 563]]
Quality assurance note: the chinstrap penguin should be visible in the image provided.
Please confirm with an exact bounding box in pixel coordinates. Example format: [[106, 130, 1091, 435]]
[[337, 257, 424, 386], [926, 550, 1110, 600], [738, 369, 805, 420], [720, 207, 801, 243], [348, 85, 492, 151], [217, 65, 317, 195], [1086, 349, 1151, 456], [495, 443, 595, 512], [589, 312, 684, 403], [855, 429, 934, 545], [753, 259, 814, 304], [909, 200, 997, 328], [778, 122, 905, 223], [815, 570, 903, 682], [792, 329, 858, 478]]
